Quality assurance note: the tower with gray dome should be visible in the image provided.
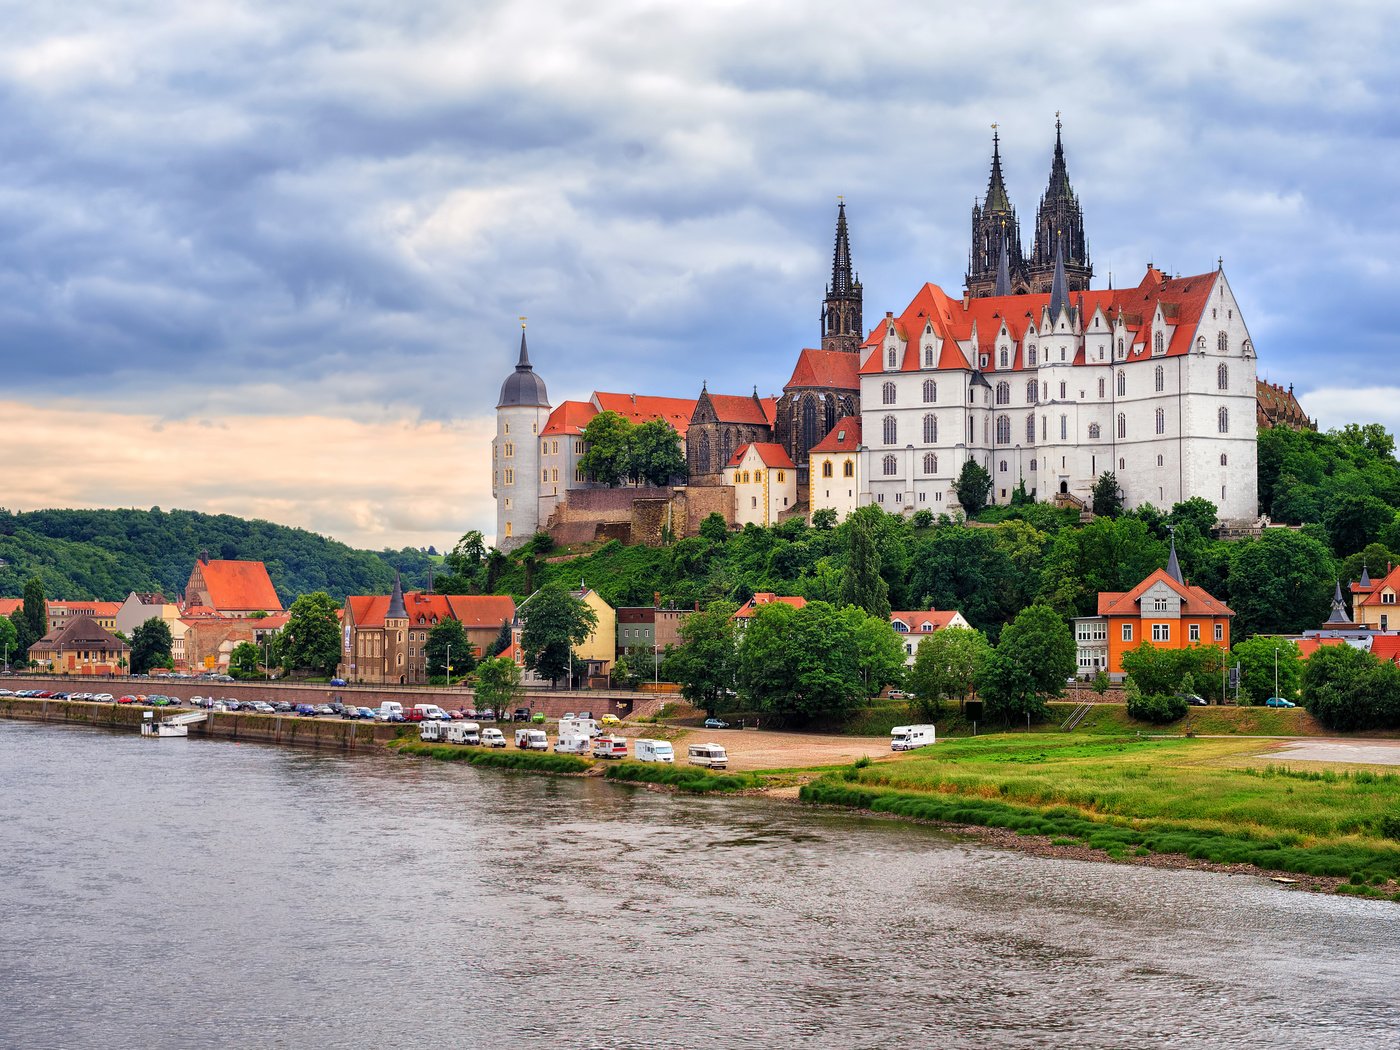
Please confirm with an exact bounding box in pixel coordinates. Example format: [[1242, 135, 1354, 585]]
[[493, 323, 551, 551]]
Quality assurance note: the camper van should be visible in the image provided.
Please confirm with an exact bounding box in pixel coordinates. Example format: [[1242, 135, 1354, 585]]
[[634, 739, 675, 763], [481, 728, 506, 748], [514, 728, 549, 751], [687, 743, 729, 769], [890, 724, 936, 751], [558, 717, 600, 740], [554, 734, 590, 755], [445, 721, 480, 745], [591, 735, 629, 760], [419, 720, 447, 742]]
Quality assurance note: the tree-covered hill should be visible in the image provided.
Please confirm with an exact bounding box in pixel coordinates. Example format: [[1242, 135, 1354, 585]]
[[0, 507, 435, 603]]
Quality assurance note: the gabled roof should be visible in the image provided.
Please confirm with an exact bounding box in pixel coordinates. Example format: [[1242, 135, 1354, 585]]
[[889, 610, 965, 632], [194, 559, 282, 612], [705, 392, 774, 426], [1351, 564, 1400, 608], [1368, 636, 1400, 665], [592, 392, 697, 437], [785, 349, 860, 392], [811, 416, 861, 453], [1296, 637, 1350, 660], [347, 592, 515, 633], [31, 615, 129, 653], [541, 400, 597, 437], [732, 593, 807, 620], [1098, 568, 1234, 617], [0, 599, 20, 618], [48, 601, 122, 617], [728, 442, 796, 470]]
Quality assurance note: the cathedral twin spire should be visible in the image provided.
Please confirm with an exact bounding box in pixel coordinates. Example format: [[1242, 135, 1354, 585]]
[[821, 200, 863, 353]]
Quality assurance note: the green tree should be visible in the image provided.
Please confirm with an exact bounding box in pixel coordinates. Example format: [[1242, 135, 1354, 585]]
[[0, 614, 17, 667], [699, 512, 729, 543], [843, 606, 907, 697], [474, 655, 522, 714], [15, 577, 47, 654], [1324, 493, 1393, 556], [445, 530, 486, 575], [1228, 530, 1335, 638], [955, 459, 992, 516], [1169, 497, 1218, 536], [1231, 636, 1302, 703], [907, 626, 992, 719], [1124, 679, 1188, 724], [579, 411, 634, 487], [667, 601, 738, 716], [491, 619, 513, 658], [1120, 643, 1225, 698], [484, 548, 508, 593], [977, 604, 1075, 723], [279, 591, 342, 676], [520, 584, 598, 686], [425, 618, 475, 680], [1091, 472, 1123, 518], [629, 419, 687, 486], [737, 600, 866, 725], [228, 641, 261, 680], [811, 508, 838, 531], [1302, 643, 1400, 731], [1038, 515, 1167, 618], [129, 617, 174, 675], [839, 512, 891, 617]]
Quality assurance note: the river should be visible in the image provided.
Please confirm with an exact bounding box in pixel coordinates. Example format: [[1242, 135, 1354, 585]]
[[0, 720, 1395, 1049]]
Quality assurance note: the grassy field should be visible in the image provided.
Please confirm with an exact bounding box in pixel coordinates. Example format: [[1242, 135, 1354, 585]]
[[800, 734, 1400, 890]]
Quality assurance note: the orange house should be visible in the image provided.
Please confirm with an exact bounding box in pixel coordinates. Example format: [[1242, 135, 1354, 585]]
[[1073, 547, 1234, 677]]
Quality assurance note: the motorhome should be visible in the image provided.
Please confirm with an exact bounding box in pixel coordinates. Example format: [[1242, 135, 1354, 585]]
[[445, 721, 481, 745], [481, 728, 506, 748], [554, 734, 590, 755], [890, 724, 936, 751], [419, 720, 447, 742], [634, 739, 675, 763], [514, 728, 549, 751], [558, 717, 600, 740], [687, 743, 729, 769], [591, 735, 629, 760]]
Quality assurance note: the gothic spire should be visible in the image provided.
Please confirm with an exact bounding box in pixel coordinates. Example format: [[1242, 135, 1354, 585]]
[[1326, 580, 1351, 624], [829, 199, 855, 298], [985, 128, 1011, 213], [1165, 529, 1184, 585], [1360, 562, 1372, 587], [1048, 234, 1069, 321], [821, 199, 863, 353], [387, 571, 407, 620], [1046, 113, 1071, 200], [1028, 114, 1092, 295], [517, 324, 530, 368], [993, 228, 1011, 297]]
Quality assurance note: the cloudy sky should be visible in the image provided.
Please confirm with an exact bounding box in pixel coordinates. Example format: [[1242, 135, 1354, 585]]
[[2, 0, 1397, 550]]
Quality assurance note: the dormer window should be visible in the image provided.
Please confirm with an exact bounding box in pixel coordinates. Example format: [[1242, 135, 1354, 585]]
[[888, 348, 897, 369], [980, 355, 988, 368], [924, 344, 934, 367], [1028, 345, 1037, 365]]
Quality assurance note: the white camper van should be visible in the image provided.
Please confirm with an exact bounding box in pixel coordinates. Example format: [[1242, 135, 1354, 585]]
[[890, 724, 936, 751], [419, 720, 447, 742], [687, 743, 729, 769], [634, 739, 675, 763], [557, 717, 600, 740], [514, 728, 549, 751], [445, 721, 480, 745], [554, 734, 590, 755]]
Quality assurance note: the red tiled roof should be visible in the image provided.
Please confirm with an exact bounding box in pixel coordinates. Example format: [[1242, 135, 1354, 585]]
[[1098, 569, 1234, 618], [541, 400, 597, 437], [256, 613, 291, 630], [0, 599, 20, 617], [761, 397, 778, 425], [347, 593, 515, 633], [727, 442, 796, 470], [1351, 565, 1400, 608], [1296, 637, 1349, 660], [592, 392, 698, 437], [732, 593, 807, 620], [194, 560, 282, 613], [181, 605, 222, 619], [810, 416, 861, 453], [785, 349, 860, 391], [706, 393, 772, 426], [1368, 636, 1400, 664], [48, 601, 122, 617], [889, 610, 965, 632]]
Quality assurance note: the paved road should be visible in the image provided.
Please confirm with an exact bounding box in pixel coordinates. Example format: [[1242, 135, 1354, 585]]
[[1271, 739, 1400, 766]]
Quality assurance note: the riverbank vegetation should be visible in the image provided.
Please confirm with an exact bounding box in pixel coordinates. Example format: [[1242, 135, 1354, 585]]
[[602, 761, 760, 793], [801, 734, 1400, 889], [390, 740, 590, 774]]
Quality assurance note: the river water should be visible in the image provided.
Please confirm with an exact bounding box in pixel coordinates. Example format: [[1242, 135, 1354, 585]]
[[1, 721, 1396, 1050]]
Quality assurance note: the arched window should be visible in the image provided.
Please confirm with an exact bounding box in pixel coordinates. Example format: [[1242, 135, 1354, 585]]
[[1157, 455, 1164, 467], [883, 415, 897, 444], [1217, 331, 1228, 353], [801, 397, 819, 455], [843, 459, 854, 477], [696, 431, 711, 474], [888, 348, 897, 368], [1028, 345, 1037, 366], [923, 452, 938, 474], [720, 430, 733, 467], [1027, 379, 1038, 402], [923, 414, 938, 443], [1088, 422, 1101, 440], [1117, 413, 1126, 439], [1119, 457, 1126, 470], [1116, 370, 1126, 397], [923, 379, 937, 403], [1220, 453, 1228, 466], [1154, 365, 1164, 392], [996, 381, 1010, 405], [1217, 363, 1229, 390], [1197, 336, 1207, 351], [999, 348, 1008, 368], [1154, 331, 1164, 354], [1026, 414, 1036, 443], [882, 382, 896, 405], [1059, 381, 1067, 399], [996, 415, 1010, 444], [1116, 337, 1125, 357], [1097, 377, 1105, 398], [882, 454, 897, 476], [1218, 406, 1229, 433], [1155, 408, 1165, 435], [999, 460, 1008, 472], [822, 460, 833, 478], [1059, 414, 1068, 440], [1030, 459, 1037, 471], [924, 345, 934, 367]]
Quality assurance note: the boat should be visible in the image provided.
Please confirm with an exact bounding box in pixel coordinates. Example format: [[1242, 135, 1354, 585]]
[[140, 710, 206, 739]]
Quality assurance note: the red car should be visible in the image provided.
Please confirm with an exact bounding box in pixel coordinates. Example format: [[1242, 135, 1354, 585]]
[[117, 695, 138, 704]]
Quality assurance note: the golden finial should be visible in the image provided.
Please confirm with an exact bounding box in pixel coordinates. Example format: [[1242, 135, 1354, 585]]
[[519, 316, 527, 329]]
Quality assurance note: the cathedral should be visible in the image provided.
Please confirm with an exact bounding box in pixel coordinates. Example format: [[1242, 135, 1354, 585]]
[[493, 122, 1265, 548]]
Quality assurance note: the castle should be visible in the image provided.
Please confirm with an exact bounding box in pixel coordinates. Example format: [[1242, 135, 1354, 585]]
[[493, 122, 1265, 549]]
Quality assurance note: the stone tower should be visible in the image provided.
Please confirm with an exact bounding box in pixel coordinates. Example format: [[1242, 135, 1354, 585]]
[[965, 129, 1030, 298], [1027, 116, 1092, 295], [493, 323, 551, 552], [384, 571, 408, 684], [820, 201, 863, 353]]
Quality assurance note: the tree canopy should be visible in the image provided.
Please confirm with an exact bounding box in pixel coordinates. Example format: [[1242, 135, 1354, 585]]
[[519, 584, 598, 685], [908, 626, 992, 719], [977, 603, 1075, 723], [425, 619, 475, 680], [279, 591, 342, 676], [666, 601, 739, 716], [130, 617, 174, 674]]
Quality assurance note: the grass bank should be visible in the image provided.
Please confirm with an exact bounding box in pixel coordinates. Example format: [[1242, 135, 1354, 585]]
[[602, 761, 762, 793], [800, 734, 1400, 892], [835, 702, 1331, 738], [390, 740, 591, 774]]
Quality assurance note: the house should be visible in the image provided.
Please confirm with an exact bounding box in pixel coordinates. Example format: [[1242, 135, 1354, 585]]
[[181, 612, 288, 673], [28, 615, 130, 675], [727, 443, 797, 527], [889, 608, 972, 666], [731, 593, 807, 630], [114, 591, 179, 638], [617, 597, 691, 657], [509, 585, 615, 687], [1349, 564, 1400, 633], [46, 601, 121, 633], [1072, 539, 1233, 678], [183, 554, 282, 616], [808, 416, 862, 523]]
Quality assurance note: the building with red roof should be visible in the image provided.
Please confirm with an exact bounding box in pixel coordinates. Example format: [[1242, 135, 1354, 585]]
[[686, 387, 780, 487], [29, 615, 130, 676], [889, 608, 972, 665], [732, 593, 807, 622], [46, 601, 121, 633], [808, 416, 862, 522], [727, 442, 796, 527], [183, 555, 282, 616]]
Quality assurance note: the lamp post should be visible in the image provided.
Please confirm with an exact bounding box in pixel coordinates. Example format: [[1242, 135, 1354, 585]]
[[446, 642, 451, 686], [654, 640, 659, 694], [1273, 646, 1279, 701]]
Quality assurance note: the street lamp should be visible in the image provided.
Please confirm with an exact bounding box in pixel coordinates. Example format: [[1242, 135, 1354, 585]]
[[446, 642, 451, 686], [1273, 646, 1279, 701], [653, 641, 660, 693]]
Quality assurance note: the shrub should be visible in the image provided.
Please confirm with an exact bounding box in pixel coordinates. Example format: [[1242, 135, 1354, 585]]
[[1124, 681, 1188, 724], [1381, 814, 1400, 841], [602, 761, 757, 793]]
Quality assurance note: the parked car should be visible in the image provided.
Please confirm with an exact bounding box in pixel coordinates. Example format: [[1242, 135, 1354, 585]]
[[1265, 697, 1297, 708], [329, 678, 347, 687], [1177, 693, 1210, 707], [513, 708, 532, 722], [294, 703, 318, 716], [249, 701, 276, 714], [118, 695, 137, 704], [561, 712, 576, 721], [576, 711, 592, 720], [273, 701, 294, 712], [599, 714, 621, 727], [356, 706, 376, 720], [481, 728, 507, 748], [703, 718, 730, 730], [476, 708, 495, 721], [314, 704, 335, 716]]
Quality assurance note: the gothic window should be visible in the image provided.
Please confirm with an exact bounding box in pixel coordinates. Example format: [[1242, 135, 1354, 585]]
[[1117, 338, 1124, 356], [1217, 331, 1228, 353], [1220, 453, 1228, 466], [883, 454, 897, 476], [1098, 377, 1105, 398], [1155, 408, 1165, 435], [888, 348, 898, 368], [503, 442, 514, 457], [1218, 406, 1229, 433], [996, 415, 1010, 444], [1117, 413, 1126, 439], [697, 431, 711, 474], [1155, 365, 1164, 392], [996, 381, 1009, 405], [1217, 363, 1229, 390], [801, 397, 819, 454], [1027, 379, 1038, 402], [1197, 336, 1207, 351], [1154, 331, 1164, 354], [822, 460, 833, 478], [1116, 370, 1126, 397], [541, 469, 548, 483], [1059, 414, 1067, 440], [1059, 381, 1066, 399], [575, 467, 585, 482], [843, 460, 854, 477], [1157, 455, 1164, 466], [1026, 414, 1035, 443], [1088, 423, 1101, 439], [1119, 457, 1126, 470], [923, 379, 937, 403], [924, 345, 934, 367], [883, 415, 897, 444], [720, 431, 733, 468], [923, 452, 938, 474], [1030, 459, 1037, 471], [882, 382, 896, 405], [1028, 345, 1037, 365], [999, 349, 1008, 368], [923, 414, 937, 443]]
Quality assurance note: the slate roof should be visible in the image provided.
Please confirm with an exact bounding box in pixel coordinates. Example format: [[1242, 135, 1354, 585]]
[[31, 615, 130, 653]]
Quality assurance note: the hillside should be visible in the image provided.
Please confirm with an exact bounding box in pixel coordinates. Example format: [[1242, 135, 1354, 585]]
[[0, 507, 436, 603]]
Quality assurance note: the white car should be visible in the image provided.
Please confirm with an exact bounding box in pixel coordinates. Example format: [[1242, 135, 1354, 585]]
[[481, 728, 507, 748]]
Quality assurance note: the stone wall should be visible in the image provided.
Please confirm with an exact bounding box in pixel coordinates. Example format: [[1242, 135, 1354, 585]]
[[543, 485, 734, 547]]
